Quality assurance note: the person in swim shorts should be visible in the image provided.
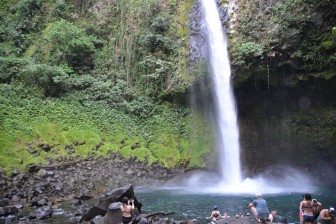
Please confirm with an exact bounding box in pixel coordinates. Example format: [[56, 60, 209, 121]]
[[249, 193, 270, 223], [300, 193, 315, 224], [120, 197, 134, 224]]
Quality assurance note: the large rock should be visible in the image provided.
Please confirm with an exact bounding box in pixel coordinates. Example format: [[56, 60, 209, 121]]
[[0, 206, 18, 217], [90, 202, 129, 224], [80, 184, 142, 223]]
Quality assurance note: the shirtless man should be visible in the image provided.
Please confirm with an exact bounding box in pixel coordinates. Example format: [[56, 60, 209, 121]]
[[120, 197, 134, 224], [316, 208, 336, 224], [312, 199, 323, 221]]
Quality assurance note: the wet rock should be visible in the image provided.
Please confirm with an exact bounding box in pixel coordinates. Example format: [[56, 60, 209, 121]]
[[131, 143, 140, 150], [138, 217, 148, 224], [11, 170, 19, 178], [28, 165, 40, 173], [29, 207, 52, 220], [0, 199, 9, 207], [91, 215, 104, 224], [1, 155, 181, 209], [80, 184, 142, 223], [0, 206, 19, 217], [74, 191, 94, 201], [37, 198, 48, 207], [40, 144, 51, 152], [0, 207, 4, 216], [14, 204, 23, 209], [27, 146, 37, 154], [11, 195, 20, 202], [70, 199, 82, 206]]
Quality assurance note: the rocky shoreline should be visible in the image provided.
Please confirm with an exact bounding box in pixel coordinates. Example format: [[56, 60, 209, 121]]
[[0, 181, 266, 224], [0, 153, 192, 223]]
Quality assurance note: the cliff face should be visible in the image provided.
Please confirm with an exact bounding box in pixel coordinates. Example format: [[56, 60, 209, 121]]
[[190, 0, 336, 183], [227, 0, 336, 183], [237, 80, 336, 182]]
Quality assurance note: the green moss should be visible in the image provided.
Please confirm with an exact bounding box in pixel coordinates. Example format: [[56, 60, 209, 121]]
[[287, 109, 336, 148], [0, 88, 215, 173], [0, 0, 215, 175]]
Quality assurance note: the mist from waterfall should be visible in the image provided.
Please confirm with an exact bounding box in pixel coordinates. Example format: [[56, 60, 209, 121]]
[[201, 0, 241, 185], [147, 0, 316, 194], [171, 0, 316, 193]]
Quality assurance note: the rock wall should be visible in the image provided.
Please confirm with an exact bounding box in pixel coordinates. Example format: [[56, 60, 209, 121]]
[[236, 80, 336, 185], [0, 153, 183, 207]]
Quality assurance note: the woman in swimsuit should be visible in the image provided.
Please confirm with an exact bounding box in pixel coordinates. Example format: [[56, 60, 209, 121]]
[[300, 193, 315, 224], [120, 197, 134, 224]]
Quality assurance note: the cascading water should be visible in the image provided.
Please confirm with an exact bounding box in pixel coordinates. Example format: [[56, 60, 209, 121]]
[[158, 0, 315, 194], [185, 0, 315, 193], [201, 0, 241, 186]]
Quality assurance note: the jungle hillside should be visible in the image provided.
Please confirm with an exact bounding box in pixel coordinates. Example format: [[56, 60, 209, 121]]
[[0, 0, 336, 180]]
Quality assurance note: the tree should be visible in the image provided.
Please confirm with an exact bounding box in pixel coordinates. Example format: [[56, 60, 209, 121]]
[[27, 19, 97, 73]]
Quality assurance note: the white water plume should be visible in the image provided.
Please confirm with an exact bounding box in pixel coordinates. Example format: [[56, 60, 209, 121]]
[[176, 0, 316, 194], [201, 0, 241, 185], [153, 167, 317, 194]]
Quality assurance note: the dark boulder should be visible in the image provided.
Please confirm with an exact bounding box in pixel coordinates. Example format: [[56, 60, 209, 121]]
[[0, 206, 19, 217], [90, 202, 124, 224], [80, 184, 142, 223], [29, 207, 52, 220]]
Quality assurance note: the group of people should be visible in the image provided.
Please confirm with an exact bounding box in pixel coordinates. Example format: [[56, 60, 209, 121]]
[[206, 193, 281, 224], [248, 193, 280, 223], [300, 193, 335, 224], [207, 193, 336, 224], [119, 193, 336, 224]]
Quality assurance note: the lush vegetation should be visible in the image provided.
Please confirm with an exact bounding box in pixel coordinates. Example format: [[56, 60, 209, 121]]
[[0, 84, 214, 173], [0, 0, 216, 174], [1, 0, 335, 174], [231, 0, 336, 88]]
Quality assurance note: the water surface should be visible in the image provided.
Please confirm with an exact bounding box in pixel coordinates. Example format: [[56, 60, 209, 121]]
[[136, 188, 336, 224]]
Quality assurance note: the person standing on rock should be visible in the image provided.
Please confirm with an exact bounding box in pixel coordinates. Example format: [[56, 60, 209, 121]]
[[120, 197, 134, 224], [248, 193, 270, 223]]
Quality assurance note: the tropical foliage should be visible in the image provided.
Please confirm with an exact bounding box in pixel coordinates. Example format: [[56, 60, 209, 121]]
[[231, 0, 336, 86], [0, 0, 216, 174], [0, 0, 335, 174]]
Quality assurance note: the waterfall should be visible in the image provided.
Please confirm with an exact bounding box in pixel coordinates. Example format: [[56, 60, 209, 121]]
[[201, 0, 242, 185], [164, 0, 315, 194]]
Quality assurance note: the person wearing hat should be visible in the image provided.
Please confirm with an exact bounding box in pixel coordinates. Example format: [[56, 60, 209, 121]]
[[248, 193, 270, 223], [316, 207, 336, 224], [312, 199, 323, 221], [207, 206, 227, 223]]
